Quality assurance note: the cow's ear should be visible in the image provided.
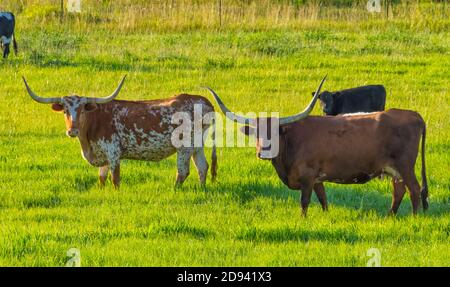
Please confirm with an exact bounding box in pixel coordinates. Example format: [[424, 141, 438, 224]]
[[312, 92, 322, 99], [51, 103, 64, 112], [240, 126, 255, 136], [84, 103, 98, 112]]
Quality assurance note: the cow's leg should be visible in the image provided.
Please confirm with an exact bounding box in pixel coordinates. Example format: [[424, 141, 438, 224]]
[[3, 44, 9, 59], [389, 178, 406, 215], [288, 167, 315, 217], [13, 35, 17, 54], [192, 147, 208, 186], [300, 187, 314, 217], [99, 165, 109, 187], [313, 183, 328, 211], [175, 148, 194, 188], [402, 171, 421, 215], [299, 182, 314, 217], [110, 161, 120, 189]]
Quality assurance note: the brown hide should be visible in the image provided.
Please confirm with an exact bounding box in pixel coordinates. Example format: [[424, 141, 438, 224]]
[[273, 109, 425, 187], [270, 109, 427, 215]]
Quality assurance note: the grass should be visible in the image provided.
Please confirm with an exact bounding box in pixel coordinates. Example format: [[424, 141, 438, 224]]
[[0, 1, 449, 266]]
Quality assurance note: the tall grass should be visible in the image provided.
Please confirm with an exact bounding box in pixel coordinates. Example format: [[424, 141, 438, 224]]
[[1, 0, 449, 32]]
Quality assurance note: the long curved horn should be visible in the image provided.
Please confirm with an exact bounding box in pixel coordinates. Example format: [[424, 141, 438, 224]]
[[279, 75, 327, 125], [86, 75, 127, 104], [22, 76, 61, 104], [202, 86, 255, 126]]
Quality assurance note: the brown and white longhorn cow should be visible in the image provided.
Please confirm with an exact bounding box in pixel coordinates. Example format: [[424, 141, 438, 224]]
[[24, 76, 217, 188], [205, 77, 428, 216]]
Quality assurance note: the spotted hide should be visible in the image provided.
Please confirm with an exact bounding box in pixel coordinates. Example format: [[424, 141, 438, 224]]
[[23, 76, 217, 188]]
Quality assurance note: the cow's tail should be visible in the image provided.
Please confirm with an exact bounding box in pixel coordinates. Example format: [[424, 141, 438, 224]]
[[13, 32, 17, 54], [12, 13, 17, 54], [420, 123, 428, 211], [210, 116, 217, 182]]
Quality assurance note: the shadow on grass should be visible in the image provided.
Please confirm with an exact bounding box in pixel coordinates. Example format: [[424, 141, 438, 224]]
[[236, 226, 359, 244], [152, 221, 214, 240], [12, 54, 157, 72], [15, 49, 198, 72], [22, 195, 62, 209], [210, 180, 448, 218], [72, 176, 99, 192]]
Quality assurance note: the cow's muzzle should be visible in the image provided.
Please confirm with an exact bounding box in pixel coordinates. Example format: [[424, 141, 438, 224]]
[[66, 129, 79, 137]]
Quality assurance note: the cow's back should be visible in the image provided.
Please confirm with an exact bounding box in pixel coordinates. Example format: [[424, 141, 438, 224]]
[[376, 108, 424, 160], [336, 85, 386, 114], [282, 109, 424, 183], [102, 95, 214, 162], [0, 12, 15, 36]]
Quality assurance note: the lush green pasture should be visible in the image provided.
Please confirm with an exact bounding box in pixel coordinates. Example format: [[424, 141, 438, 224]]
[[0, 7, 449, 266]]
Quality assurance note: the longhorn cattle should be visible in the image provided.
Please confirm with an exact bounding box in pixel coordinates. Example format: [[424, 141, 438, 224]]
[[24, 76, 217, 188], [314, 85, 386, 115], [205, 77, 428, 216], [0, 12, 18, 59]]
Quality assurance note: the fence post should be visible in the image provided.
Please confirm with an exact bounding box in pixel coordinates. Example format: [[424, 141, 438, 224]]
[[218, 0, 222, 27], [443, 0, 446, 19], [385, 0, 388, 19], [385, 0, 391, 20], [60, 0, 64, 22]]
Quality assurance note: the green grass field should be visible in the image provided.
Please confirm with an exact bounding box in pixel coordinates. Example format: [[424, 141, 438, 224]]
[[0, 1, 449, 266]]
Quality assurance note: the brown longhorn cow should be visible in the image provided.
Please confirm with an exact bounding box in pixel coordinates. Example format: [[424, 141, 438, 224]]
[[204, 76, 428, 216], [24, 76, 217, 188]]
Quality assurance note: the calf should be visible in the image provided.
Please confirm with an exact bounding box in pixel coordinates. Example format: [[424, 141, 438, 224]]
[[314, 85, 386, 115]]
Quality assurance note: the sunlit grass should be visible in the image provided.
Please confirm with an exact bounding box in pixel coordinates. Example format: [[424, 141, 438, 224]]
[[0, 2, 449, 266]]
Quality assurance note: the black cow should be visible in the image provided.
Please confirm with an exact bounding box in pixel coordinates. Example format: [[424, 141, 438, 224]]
[[313, 85, 386, 116], [0, 12, 17, 59]]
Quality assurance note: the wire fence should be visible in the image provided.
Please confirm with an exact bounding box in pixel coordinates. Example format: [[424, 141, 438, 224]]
[[1, 0, 448, 31]]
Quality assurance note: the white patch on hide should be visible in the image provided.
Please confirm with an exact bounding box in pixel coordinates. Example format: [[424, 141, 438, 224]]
[[383, 166, 402, 181], [0, 35, 11, 45], [341, 112, 377, 117]]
